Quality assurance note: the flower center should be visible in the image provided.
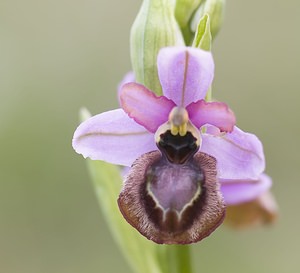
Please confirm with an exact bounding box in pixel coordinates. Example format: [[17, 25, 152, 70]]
[[155, 106, 201, 164], [158, 130, 198, 164], [169, 107, 189, 136]]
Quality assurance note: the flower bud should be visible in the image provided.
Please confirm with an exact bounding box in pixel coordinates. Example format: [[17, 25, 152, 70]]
[[192, 13, 212, 51], [191, 0, 225, 40], [175, 0, 203, 43], [130, 0, 184, 96]]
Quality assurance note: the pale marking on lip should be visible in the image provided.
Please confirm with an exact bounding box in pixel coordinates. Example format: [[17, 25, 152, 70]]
[[146, 179, 202, 222]]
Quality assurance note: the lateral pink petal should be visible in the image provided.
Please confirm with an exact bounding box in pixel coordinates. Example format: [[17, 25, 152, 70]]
[[220, 174, 272, 205], [201, 126, 265, 180], [187, 100, 236, 132], [157, 46, 214, 107], [72, 109, 157, 166], [120, 83, 176, 133]]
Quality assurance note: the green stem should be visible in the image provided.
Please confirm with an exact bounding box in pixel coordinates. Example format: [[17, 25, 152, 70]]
[[167, 245, 194, 273]]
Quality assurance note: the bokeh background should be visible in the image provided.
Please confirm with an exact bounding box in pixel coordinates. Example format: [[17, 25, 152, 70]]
[[1, 0, 299, 272]]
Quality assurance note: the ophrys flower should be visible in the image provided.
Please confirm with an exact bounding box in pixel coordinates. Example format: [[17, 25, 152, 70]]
[[73, 46, 270, 244]]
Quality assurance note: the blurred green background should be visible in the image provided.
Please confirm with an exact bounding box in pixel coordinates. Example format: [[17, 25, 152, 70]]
[[1, 0, 299, 272]]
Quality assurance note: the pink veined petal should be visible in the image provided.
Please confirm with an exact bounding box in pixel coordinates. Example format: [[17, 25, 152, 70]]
[[187, 100, 236, 132], [120, 82, 176, 133], [117, 71, 135, 105], [201, 126, 265, 180], [157, 46, 214, 107], [220, 174, 272, 205], [72, 108, 157, 166]]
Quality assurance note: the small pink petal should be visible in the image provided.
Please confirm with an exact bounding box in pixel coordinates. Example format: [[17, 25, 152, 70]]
[[220, 174, 272, 205], [120, 83, 176, 133], [187, 100, 236, 132], [157, 47, 214, 107], [201, 126, 265, 180], [72, 109, 157, 166]]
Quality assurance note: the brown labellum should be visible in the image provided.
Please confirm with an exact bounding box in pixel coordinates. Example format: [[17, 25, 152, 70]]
[[118, 150, 225, 244]]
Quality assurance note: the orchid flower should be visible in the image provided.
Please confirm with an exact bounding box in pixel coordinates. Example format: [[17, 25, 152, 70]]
[[72, 46, 272, 244]]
